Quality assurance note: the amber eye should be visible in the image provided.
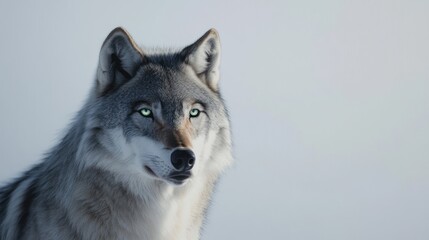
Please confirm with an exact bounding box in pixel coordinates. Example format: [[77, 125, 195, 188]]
[[139, 108, 153, 118], [189, 108, 200, 118]]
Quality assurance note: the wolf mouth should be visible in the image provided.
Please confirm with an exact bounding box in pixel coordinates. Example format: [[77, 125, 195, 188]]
[[145, 165, 192, 185], [168, 171, 192, 184]]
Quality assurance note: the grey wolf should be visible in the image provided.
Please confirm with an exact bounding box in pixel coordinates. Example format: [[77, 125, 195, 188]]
[[0, 27, 232, 240]]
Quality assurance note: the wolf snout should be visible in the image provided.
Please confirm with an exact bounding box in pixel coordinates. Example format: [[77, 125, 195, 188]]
[[170, 149, 195, 171]]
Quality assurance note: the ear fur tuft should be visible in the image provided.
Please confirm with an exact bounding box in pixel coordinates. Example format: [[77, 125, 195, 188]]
[[181, 28, 221, 92], [96, 27, 143, 96]]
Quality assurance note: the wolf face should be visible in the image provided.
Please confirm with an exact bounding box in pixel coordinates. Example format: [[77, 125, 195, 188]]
[[78, 28, 231, 189]]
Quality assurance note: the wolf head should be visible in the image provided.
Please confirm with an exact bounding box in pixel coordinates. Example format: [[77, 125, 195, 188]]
[[76, 28, 232, 191]]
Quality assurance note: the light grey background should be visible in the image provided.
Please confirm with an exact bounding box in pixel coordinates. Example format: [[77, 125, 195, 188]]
[[1, 1, 428, 239]]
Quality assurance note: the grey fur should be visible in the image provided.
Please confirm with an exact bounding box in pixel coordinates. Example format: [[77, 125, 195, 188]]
[[0, 27, 232, 240]]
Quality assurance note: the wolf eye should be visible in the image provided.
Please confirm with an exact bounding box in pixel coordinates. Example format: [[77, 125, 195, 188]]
[[139, 108, 153, 118], [189, 108, 200, 118]]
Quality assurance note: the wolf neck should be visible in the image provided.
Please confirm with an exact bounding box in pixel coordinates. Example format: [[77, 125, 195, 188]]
[[72, 166, 216, 240], [143, 174, 216, 240]]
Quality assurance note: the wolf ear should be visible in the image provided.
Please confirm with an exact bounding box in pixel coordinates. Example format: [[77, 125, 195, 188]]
[[96, 27, 144, 96], [181, 29, 221, 92]]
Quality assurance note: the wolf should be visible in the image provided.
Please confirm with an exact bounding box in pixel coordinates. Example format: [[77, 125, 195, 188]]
[[0, 27, 232, 240]]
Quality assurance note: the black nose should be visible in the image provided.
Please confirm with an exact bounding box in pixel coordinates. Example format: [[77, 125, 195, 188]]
[[170, 149, 195, 171]]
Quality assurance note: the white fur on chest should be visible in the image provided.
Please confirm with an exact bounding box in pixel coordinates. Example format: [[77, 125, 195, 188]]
[[76, 174, 212, 240], [136, 176, 210, 240]]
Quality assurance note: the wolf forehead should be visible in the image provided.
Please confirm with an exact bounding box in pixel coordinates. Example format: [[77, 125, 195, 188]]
[[121, 61, 218, 104]]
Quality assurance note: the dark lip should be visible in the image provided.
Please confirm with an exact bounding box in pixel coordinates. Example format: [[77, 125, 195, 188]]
[[145, 167, 192, 185], [168, 171, 192, 184]]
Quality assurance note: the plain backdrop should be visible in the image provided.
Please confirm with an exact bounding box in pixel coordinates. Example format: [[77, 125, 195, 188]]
[[1, 1, 428, 239]]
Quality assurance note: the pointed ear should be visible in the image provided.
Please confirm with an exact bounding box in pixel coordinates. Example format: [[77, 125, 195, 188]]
[[181, 29, 221, 92], [96, 27, 144, 96]]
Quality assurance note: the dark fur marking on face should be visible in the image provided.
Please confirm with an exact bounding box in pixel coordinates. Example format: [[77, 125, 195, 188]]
[[163, 128, 192, 149]]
